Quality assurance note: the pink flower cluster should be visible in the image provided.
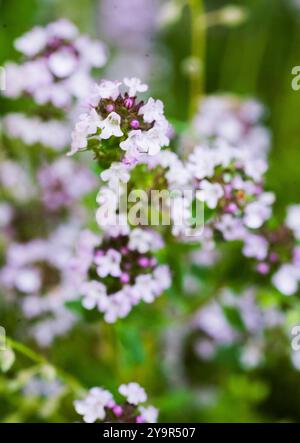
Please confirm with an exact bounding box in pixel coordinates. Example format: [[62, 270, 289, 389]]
[[243, 204, 300, 295], [0, 222, 81, 346], [2, 19, 107, 151], [74, 382, 158, 423], [191, 95, 270, 159], [69, 78, 170, 160], [70, 229, 171, 323], [3, 19, 107, 107], [187, 140, 273, 234]]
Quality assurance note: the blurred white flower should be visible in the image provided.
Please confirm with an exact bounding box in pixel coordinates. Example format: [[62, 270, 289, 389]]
[[74, 387, 113, 423], [272, 264, 300, 296], [95, 249, 122, 278], [139, 405, 158, 423], [196, 180, 224, 209], [119, 382, 147, 405], [286, 204, 300, 239]]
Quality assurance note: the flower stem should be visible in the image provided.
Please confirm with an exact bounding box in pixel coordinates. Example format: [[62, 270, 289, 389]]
[[188, 0, 206, 119], [6, 337, 84, 394]]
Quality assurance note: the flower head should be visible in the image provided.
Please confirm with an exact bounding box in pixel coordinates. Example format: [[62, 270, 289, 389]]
[[124, 77, 148, 97], [69, 78, 170, 160], [72, 229, 170, 323], [3, 20, 107, 108], [74, 383, 157, 423], [74, 387, 113, 423]]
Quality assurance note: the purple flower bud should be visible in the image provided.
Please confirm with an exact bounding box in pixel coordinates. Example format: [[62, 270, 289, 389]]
[[225, 203, 238, 213], [269, 252, 278, 263], [112, 405, 123, 417], [138, 257, 149, 267], [256, 262, 270, 275], [120, 272, 130, 284], [106, 104, 115, 113], [136, 416, 144, 423], [130, 119, 140, 129]]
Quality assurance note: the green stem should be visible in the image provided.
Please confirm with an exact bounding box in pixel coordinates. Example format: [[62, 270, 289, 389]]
[[6, 338, 46, 365], [188, 0, 206, 119], [6, 337, 84, 394]]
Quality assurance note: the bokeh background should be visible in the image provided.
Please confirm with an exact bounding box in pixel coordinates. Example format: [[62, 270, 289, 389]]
[[1, 0, 300, 209]]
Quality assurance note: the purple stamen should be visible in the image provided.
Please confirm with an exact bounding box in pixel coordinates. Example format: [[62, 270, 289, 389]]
[[130, 119, 140, 129], [224, 184, 233, 199], [107, 400, 115, 409], [122, 155, 138, 166], [112, 405, 123, 417]]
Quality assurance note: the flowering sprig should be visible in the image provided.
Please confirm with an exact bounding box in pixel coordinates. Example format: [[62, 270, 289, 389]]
[[68, 78, 170, 164], [187, 139, 272, 223], [70, 228, 171, 323], [74, 382, 158, 423]]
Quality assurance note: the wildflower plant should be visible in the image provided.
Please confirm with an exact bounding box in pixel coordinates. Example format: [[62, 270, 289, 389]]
[[1, 0, 300, 425]]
